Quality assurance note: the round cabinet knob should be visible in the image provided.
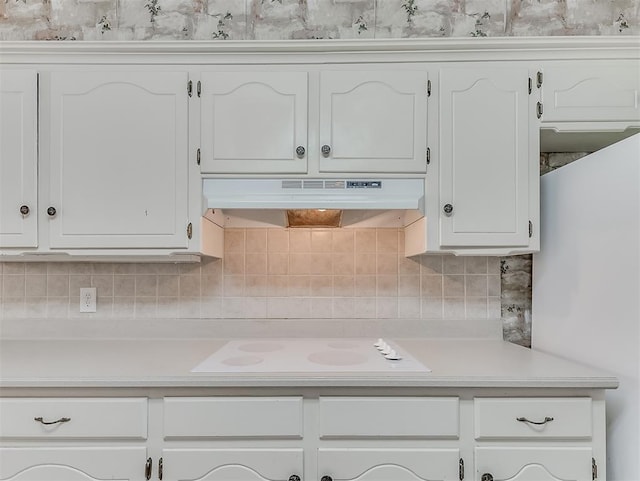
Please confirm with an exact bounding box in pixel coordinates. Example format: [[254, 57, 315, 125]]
[[321, 144, 331, 157], [321, 477, 333, 481], [288, 476, 301, 481], [19, 205, 30, 216], [443, 204, 453, 216], [481, 474, 494, 481], [295, 146, 306, 158], [47, 206, 57, 217]]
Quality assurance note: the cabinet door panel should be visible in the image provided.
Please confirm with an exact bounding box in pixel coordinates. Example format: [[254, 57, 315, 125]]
[[0, 70, 38, 248], [475, 447, 592, 481], [318, 448, 459, 481], [439, 67, 530, 247], [542, 62, 640, 123], [201, 71, 308, 174], [48, 71, 189, 249], [0, 447, 146, 481], [319, 71, 428, 173], [162, 448, 303, 481]]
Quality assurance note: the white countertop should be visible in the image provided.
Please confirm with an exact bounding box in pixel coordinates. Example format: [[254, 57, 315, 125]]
[[0, 338, 618, 390]]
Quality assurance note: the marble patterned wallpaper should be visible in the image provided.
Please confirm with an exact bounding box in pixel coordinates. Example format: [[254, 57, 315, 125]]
[[0, 0, 628, 345], [0, 0, 637, 41]]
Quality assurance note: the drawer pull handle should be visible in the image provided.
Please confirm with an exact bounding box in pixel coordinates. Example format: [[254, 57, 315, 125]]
[[516, 416, 554, 425], [34, 416, 71, 425]]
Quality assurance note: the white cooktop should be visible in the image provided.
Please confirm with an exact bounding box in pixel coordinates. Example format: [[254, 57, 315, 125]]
[[191, 338, 430, 373]]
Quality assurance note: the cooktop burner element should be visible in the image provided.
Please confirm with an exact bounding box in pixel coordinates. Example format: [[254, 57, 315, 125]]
[[191, 338, 430, 373]]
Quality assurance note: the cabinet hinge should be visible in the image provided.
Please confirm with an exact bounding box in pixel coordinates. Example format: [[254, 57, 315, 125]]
[[528, 77, 532, 95], [187, 222, 193, 240], [459, 458, 464, 480], [427, 79, 431, 97], [592, 458, 598, 480], [529, 220, 533, 238], [196, 148, 201, 165], [537, 71, 543, 88], [426, 147, 431, 165], [536, 102, 543, 119], [197, 80, 201, 98], [145, 458, 152, 481], [187, 80, 193, 97], [159, 457, 163, 480]]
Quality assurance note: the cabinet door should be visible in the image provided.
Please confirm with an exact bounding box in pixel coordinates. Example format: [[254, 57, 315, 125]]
[[200, 71, 308, 174], [0, 70, 38, 248], [318, 448, 459, 481], [541, 61, 640, 123], [475, 447, 593, 481], [439, 67, 530, 247], [47, 70, 189, 249], [319, 70, 428, 173], [162, 448, 304, 481], [0, 447, 147, 481]]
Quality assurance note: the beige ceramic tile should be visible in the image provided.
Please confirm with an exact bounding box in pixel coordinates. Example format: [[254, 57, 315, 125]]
[[200, 298, 222, 319], [47, 263, 69, 275], [2, 298, 25, 317], [178, 297, 200, 319], [135, 298, 157, 318], [376, 297, 398, 318], [310, 275, 333, 297], [267, 229, 289, 252], [113, 263, 136, 275], [267, 252, 289, 275], [246, 229, 267, 252], [465, 275, 488, 297], [488, 275, 501, 296], [288, 275, 311, 297], [178, 262, 201, 275], [47, 275, 69, 297], [308, 253, 333, 275], [398, 297, 421, 318], [355, 229, 376, 252], [91, 263, 114, 275], [310, 229, 332, 252], [25, 275, 47, 297], [289, 229, 312, 252], [398, 275, 420, 297], [245, 252, 267, 275], [112, 297, 135, 318], [465, 256, 488, 274], [69, 275, 92, 293], [355, 275, 376, 297], [488, 297, 501, 318], [157, 276, 180, 297], [333, 297, 355, 318], [442, 255, 464, 274], [223, 275, 245, 297], [466, 297, 488, 319], [333, 253, 355, 275], [223, 252, 245, 275], [355, 253, 376, 275], [331, 230, 354, 252], [157, 297, 179, 318], [443, 297, 465, 319], [399, 255, 420, 275], [201, 275, 222, 298], [266, 276, 288, 297], [92, 275, 114, 297], [114, 276, 136, 297], [246, 275, 268, 297], [224, 228, 245, 252], [201, 257, 223, 276], [47, 297, 70, 318], [421, 275, 443, 297], [333, 275, 355, 297], [25, 297, 47, 317], [289, 253, 311, 275], [421, 255, 444, 275], [3, 263, 25, 275], [376, 275, 398, 296], [310, 297, 334, 318], [376, 253, 398, 275], [354, 298, 376, 319], [443, 275, 464, 297], [24, 263, 47, 275], [135, 275, 157, 297], [376, 229, 398, 252]]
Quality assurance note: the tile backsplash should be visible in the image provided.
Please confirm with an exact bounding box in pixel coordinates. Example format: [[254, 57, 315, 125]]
[[0, 228, 500, 321]]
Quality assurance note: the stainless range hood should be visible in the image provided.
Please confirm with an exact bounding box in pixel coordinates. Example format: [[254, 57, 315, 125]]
[[202, 178, 425, 229]]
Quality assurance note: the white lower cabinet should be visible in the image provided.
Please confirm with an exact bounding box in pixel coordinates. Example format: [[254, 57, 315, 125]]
[[0, 398, 149, 481], [161, 449, 304, 481], [0, 447, 147, 481], [475, 447, 593, 481], [318, 448, 460, 481]]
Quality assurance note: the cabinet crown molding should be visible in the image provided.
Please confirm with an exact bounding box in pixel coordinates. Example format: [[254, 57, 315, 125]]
[[1, 36, 638, 64]]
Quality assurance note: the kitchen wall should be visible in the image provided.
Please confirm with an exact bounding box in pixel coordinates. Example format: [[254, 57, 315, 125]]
[[0, 228, 501, 321], [0, 0, 631, 343]]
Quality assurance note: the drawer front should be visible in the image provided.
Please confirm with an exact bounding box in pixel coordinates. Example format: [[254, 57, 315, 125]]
[[474, 397, 592, 440], [318, 397, 459, 439], [0, 398, 148, 440], [163, 397, 303, 439]]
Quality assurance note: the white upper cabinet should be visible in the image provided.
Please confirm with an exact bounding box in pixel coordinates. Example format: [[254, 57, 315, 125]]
[[199, 69, 428, 175], [318, 70, 428, 173], [0, 70, 38, 248], [200, 71, 308, 174], [438, 66, 533, 248], [45, 70, 190, 249], [541, 60, 640, 124]]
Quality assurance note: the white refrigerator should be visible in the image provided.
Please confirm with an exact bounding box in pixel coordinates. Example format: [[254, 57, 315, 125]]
[[533, 133, 640, 481]]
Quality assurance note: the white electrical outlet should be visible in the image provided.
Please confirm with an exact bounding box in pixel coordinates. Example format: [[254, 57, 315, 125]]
[[80, 287, 97, 313]]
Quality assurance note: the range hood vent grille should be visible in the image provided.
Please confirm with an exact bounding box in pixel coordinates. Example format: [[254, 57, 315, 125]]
[[281, 180, 347, 190]]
